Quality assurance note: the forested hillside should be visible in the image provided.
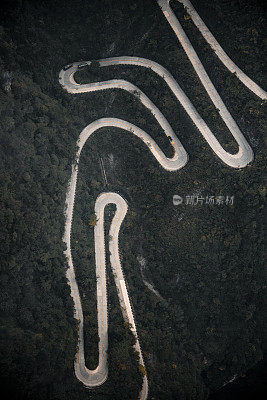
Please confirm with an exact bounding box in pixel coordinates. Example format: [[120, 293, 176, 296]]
[[0, 0, 266, 399]]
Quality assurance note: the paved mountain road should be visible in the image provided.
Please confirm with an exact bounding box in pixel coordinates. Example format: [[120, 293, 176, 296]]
[[60, 55, 256, 169], [60, 2, 265, 399], [157, 0, 266, 100]]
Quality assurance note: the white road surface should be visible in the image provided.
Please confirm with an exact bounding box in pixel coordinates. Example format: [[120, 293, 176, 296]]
[[60, 3, 265, 399], [176, 0, 267, 100], [60, 53, 257, 169]]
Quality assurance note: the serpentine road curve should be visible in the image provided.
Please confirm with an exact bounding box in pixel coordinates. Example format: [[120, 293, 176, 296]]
[[173, 0, 267, 100], [60, 3, 266, 399], [157, 0, 267, 100]]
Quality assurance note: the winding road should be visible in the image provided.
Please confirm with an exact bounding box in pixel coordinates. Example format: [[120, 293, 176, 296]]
[[60, 2, 266, 399]]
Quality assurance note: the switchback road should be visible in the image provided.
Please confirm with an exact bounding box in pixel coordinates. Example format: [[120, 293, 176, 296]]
[[60, 2, 265, 399]]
